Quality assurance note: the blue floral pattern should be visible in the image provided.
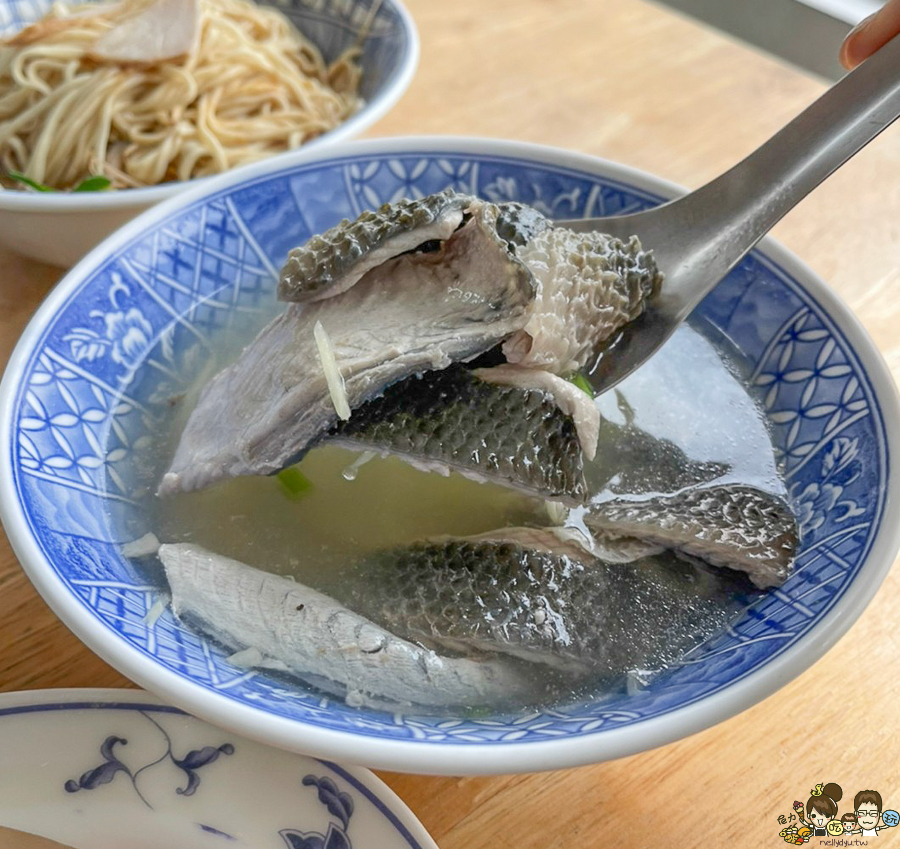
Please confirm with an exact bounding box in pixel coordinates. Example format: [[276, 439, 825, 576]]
[[281, 775, 355, 849], [62, 276, 153, 369], [64, 711, 234, 808], [1, 698, 429, 847], [6, 150, 891, 746]]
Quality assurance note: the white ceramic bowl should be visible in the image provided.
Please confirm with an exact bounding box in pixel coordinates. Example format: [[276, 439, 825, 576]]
[[0, 0, 418, 267], [2, 137, 899, 774], [0, 688, 438, 849]]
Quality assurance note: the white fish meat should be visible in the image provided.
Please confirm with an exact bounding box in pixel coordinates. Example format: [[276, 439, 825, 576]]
[[159, 542, 537, 708], [161, 191, 661, 497], [160, 201, 534, 494]]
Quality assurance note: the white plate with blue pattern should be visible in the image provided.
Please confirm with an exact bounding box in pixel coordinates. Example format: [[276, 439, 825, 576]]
[[2, 137, 899, 775], [0, 688, 438, 849]]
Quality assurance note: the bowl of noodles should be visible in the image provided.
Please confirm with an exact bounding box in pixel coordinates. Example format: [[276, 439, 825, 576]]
[[0, 0, 417, 267]]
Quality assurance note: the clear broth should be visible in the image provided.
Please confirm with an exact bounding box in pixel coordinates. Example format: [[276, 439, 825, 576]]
[[115, 314, 780, 713]]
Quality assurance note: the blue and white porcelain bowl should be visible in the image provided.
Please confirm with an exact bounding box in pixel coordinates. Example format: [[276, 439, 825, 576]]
[[0, 688, 438, 848], [2, 138, 899, 774], [0, 0, 418, 267]]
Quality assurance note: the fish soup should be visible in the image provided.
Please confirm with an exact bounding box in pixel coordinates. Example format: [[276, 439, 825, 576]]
[[118, 319, 777, 713], [112, 192, 796, 713]]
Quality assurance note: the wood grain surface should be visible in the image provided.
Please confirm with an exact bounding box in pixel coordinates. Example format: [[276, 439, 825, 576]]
[[2, 0, 900, 846]]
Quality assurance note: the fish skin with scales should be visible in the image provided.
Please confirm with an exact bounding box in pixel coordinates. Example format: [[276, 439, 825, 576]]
[[585, 484, 798, 588], [328, 364, 589, 505], [503, 227, 662, 373], [278, 189, 473, 303], [277, 190, 554, 303], [348, 528, 753, 676], [158, 533, 755, 707]]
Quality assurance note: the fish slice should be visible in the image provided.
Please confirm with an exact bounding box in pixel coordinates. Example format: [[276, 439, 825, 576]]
[[558, 33, 900, 394]]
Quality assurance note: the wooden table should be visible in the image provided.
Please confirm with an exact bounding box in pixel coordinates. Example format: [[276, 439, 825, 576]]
[[3, 0, 900, 845]]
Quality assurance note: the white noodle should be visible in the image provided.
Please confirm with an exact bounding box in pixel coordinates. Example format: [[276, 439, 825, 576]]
[[0, 0, 361, 189]]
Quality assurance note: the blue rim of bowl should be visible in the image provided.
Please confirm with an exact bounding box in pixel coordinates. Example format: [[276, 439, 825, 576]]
[[1, 136, 898, 774], [0, 687, 438, 849], [0, 0, 419, 213]]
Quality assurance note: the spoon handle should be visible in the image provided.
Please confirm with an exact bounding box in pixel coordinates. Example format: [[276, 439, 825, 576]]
[[656, 32, 900, 316]]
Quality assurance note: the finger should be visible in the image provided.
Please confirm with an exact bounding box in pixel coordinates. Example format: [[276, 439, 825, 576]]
[[840, 0, 900, 69]]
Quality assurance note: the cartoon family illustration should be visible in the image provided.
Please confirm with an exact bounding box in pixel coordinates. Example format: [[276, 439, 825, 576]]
[[778, 783, 900, 842]]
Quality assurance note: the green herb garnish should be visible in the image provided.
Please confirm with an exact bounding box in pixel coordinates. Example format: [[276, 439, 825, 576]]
[[277, 467, 313, 501], [566, 371, 594, 397], [460, 704, 493, 719], [6, 172, 112, 193], [72, 175, 112, 192], [6, 171, 53, 192]]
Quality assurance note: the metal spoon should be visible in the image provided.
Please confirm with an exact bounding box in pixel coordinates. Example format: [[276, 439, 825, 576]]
[[557, 33, 900, 395]]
